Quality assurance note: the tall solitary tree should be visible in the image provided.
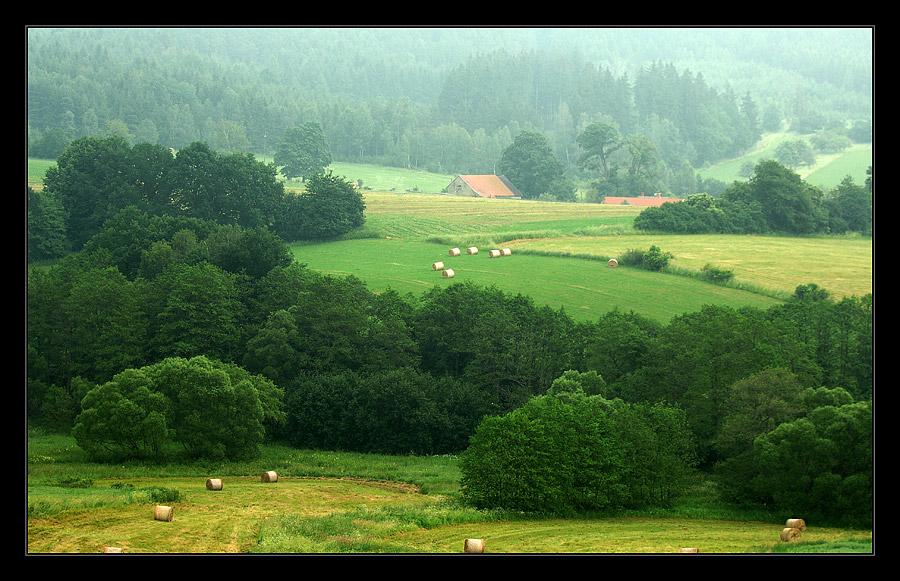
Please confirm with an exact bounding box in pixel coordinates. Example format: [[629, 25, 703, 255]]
[[498, 131, 566, 199], [274, 123, 332, 182]]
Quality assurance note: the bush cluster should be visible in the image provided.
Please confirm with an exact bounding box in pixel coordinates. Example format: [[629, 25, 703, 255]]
[[459, 372, 696, 514]]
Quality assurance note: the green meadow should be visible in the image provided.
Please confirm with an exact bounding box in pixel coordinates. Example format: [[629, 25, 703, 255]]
[[291, 238, 785, 323], [291, 189, 871, 324]]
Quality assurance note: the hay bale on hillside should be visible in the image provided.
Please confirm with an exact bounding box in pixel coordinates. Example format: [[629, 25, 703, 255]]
[[780, 527, 802, 542], [785, 518, 806, 531], [466, 247, 478, 255], [432, 261, 445, 270], [501, 248, 511, 256], [608, 258, 618, 267], [464, 539, 485, 553], [442, 269, 455, 278], [154, 505, 174, 522], [449, 248, 461, 256], [678, 548, 699, 553], [262, 471, 278, 483], [488, 249, 502, 258], [206, 478, 223, 490], [103, 547, 123, 553]]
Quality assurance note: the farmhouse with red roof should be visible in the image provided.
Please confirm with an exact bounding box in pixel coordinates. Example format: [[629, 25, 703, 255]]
[[447, 175, 522, 198]]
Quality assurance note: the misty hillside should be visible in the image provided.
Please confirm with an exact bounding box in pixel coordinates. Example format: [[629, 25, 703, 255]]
[[27, 27, 873, 194]]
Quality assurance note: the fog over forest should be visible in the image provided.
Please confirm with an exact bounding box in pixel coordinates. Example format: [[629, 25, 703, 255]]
[[27, 27, 873, 186]]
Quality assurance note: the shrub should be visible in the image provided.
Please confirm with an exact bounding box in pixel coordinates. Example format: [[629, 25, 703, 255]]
[[617, 246, 673, 271], [701, 263, 734, 284]]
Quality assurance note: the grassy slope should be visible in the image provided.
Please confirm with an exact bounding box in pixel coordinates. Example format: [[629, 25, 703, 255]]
[[698, 132, 872, 189]]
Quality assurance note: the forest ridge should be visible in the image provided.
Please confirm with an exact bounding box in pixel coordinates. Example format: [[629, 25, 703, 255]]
[[26, 27, 872, 196]]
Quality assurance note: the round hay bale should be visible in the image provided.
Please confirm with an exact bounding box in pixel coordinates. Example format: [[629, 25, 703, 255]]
[[262, 471, 278, 483], [449, 248, 461, 256], [785, 518, 806, 531], [103, 547, 123, 553], [608, 258, 618, 267], [442, 269, 455, 278], [780, 527, 802, 542], [501, 248, 511, 256], [488, 249, 502, 258], [432, 261, 445, 270], [678, 548, 699, 553], [154, 505, 174, 522], [466, 247, 478, 255], [464, 539, 485, 553], [206, 478, 223, 491]]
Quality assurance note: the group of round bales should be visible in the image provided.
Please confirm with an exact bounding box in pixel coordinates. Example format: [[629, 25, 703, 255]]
[[432, 247, 512, 278]]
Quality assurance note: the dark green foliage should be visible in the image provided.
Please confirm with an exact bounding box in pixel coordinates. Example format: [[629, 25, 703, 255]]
[[37, 137, 366, 251], [72, 356, 283, 461], [749, 400, 872, 527], [283, 368, 488, 456], [27, 187, 68, 262], [616, 246, 673, 271], [459, 375, 696, 513], [498, 131, 566, 200], [701, 263, 735, 284], [634, 160, 862, 236], [291, 171, 366, 240], [274, 123, 332, 181]]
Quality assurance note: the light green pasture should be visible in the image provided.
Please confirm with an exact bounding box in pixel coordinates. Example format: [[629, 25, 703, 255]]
[[291, 239, 784, 323]]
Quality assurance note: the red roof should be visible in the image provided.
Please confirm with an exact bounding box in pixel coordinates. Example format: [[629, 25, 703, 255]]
[[457, 175, 517, 198], [602, 196, 683, 206]]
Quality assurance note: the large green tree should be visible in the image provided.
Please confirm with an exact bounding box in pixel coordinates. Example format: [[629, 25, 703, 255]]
[[498, 131, 566, 200], [459, 374, 695, 513], [274, 123, 332, 181], [576, 121, 622, 183], [291, 170, 366, 240], [73, 356, 284, 461]]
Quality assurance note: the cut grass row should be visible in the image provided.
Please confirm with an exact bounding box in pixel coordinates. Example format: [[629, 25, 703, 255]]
[[27, 436, 872, 554]]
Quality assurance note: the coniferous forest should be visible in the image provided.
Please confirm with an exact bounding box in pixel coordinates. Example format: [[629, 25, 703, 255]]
[[28, 28, 872, 196]]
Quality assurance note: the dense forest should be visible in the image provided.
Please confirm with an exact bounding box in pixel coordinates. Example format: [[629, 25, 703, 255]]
[[27, 27, 872, 196], [27, 196, 873, 523]]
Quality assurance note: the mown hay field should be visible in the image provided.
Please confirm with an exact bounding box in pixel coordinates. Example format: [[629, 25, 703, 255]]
[[27, 474, 871, 554]]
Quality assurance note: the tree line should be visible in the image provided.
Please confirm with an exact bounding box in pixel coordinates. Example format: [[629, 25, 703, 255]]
[[633, 160, 873, 236], [27, 136, 365, 261], [27, 29, 872, 198]]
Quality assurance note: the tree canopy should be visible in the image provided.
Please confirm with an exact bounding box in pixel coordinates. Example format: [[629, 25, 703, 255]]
[[274, 123, 332, 181]]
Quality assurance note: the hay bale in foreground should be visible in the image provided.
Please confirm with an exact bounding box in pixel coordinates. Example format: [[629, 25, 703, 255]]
[[262, 471, 278, 483], [780, 527, 802, 542], [501, 248, 511, 256], [466, 247, 478, 255], [678, 548, 699, 553], [442, 269, 455, 278], [154, 506, 174, 522], [432, 261, 445, 270], [206, 478, 223, 490], [488, 249, 502, 258], [785, 518, 806, 531], [464, 539, 485, 553], [608, 258, 618, 267], [103, 547, 123, 553], [449, 248, 461, 256]]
